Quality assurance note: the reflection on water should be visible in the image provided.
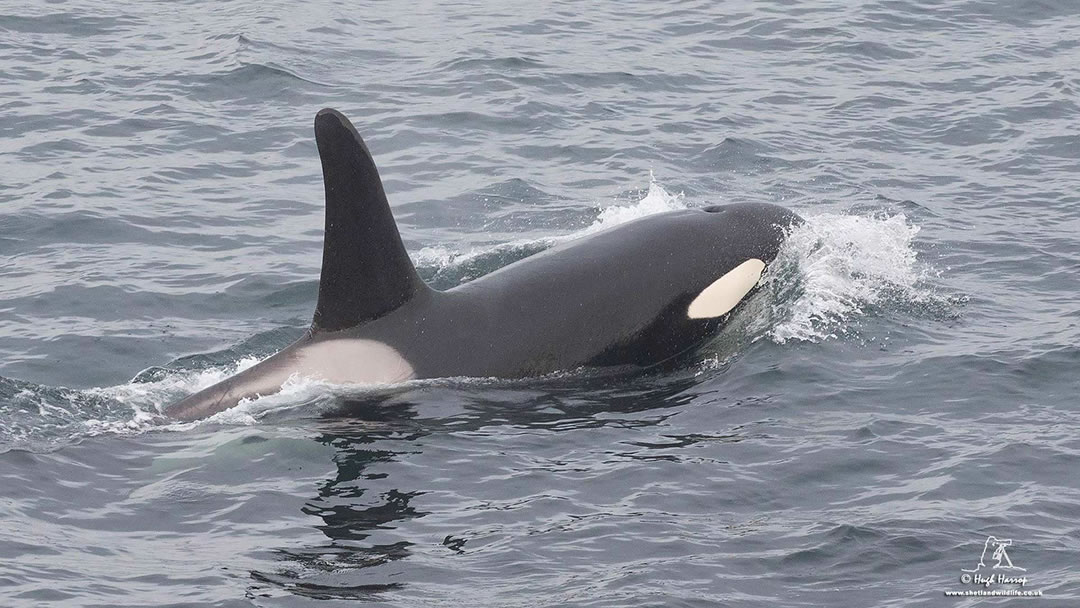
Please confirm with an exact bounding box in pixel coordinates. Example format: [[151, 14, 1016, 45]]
[[252, 373, 701, 600]]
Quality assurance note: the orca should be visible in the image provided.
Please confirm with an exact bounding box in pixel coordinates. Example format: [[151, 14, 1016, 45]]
[[166, 109, 802, 421]]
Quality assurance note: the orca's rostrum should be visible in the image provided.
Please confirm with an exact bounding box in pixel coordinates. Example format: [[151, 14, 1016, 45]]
[[166, 109, 802, 420]]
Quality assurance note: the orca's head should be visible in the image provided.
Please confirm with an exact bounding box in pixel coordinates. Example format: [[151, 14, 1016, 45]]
[[678, 202, 803, 320], [697, 202, 803, 264]]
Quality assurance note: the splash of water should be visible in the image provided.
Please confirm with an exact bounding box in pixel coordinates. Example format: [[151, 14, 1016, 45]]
[[764, 212, 940, 343], [584, 177, 686, 234]]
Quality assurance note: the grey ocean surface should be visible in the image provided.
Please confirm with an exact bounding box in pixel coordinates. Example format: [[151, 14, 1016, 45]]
[[1, 1, 1078, 606]]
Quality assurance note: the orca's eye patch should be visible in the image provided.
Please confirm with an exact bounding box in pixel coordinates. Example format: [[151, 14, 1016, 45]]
[[686, 258, 766, 319]]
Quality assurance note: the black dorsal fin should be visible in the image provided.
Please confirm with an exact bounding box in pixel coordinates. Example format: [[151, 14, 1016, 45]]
[[311, 108, 428, 332]]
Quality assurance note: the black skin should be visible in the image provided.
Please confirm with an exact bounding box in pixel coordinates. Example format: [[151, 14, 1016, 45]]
[[165, 109, 802, 421], [338, 202, 801, 378]]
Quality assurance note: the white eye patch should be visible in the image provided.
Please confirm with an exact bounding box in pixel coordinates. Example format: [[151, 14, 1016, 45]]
[[686, 258, 766, 319]]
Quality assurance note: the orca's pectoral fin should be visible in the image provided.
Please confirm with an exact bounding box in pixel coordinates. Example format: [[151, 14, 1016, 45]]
[[311, 108, 429, 332]]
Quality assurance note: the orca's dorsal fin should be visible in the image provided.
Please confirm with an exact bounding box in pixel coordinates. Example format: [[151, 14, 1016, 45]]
[[311, 108, 429, 332]]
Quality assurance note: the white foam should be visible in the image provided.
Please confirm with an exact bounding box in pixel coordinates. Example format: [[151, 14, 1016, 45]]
[[201, 374, 330, 424], [765, 212, 935, 343], [412, 244, 465, 268], [584, 176, 687, 234], [75, 357, 267, 434]]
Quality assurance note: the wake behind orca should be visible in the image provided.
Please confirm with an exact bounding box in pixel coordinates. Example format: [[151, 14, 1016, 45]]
[[166, 109, 802, 421]]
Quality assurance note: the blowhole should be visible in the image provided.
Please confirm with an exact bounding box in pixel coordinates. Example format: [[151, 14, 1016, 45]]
[[701, 205, 726, 213]]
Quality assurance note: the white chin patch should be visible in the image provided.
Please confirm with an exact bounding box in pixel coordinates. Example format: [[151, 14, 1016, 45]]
[[687, 258, 766, 319]]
